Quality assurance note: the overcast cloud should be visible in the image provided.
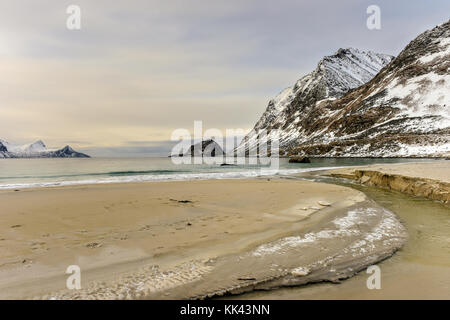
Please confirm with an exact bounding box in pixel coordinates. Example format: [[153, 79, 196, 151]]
[[0, 0, 449, 155]]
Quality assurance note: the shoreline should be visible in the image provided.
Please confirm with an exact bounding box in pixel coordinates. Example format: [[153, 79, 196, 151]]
[[0, 158, 436, 191], [327, 161, 450, 204], [0, 166, 351, 191], [236, 176, 450, 300], [0, 177, 406, 299], [0, 161, 446, 299]]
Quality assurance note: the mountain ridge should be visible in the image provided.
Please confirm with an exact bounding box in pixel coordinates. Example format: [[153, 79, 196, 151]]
[[238, 20, 449, 158], [0, 139, 90, 158], [237, 47, 394, 155], [287, 19, 450, 157]]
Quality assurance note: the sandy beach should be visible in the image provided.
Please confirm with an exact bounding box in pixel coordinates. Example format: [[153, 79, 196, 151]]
[[0, 174, 406, 299], [1, 2, 449, 307], [1, 161, 448, 299], [239, 162, 450, 299]]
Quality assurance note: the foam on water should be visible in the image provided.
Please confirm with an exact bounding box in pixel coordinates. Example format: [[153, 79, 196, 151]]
[[251, 206, 406, 258], [0, 166, 347, 190]]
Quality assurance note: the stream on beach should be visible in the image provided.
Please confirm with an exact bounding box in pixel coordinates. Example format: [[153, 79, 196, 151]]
[[234, 180, 450, 299]]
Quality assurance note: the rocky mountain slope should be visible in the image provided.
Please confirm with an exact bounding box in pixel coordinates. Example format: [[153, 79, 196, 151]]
[[286, 20, 450, 157], [239, 20, 450, 157], [237, 48, 393, 155], [0, 139, 90, 158]]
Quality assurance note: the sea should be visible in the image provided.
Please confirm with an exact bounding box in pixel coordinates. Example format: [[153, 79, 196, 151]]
[[0, 157, 430, 190]]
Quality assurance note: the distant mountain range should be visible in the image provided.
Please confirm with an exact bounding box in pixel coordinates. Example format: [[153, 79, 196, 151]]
[[238, 20, 450, 157], [0, 139, 90, 158], [170, 139, 224, 157]]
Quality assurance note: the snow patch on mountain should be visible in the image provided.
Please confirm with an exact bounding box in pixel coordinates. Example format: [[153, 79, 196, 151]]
[[419, 37, 450, 63], [237, 48, 393, 155], [240, 20, 450, 158], [0, 139, 90, 158], [4, 140, 48, 154]]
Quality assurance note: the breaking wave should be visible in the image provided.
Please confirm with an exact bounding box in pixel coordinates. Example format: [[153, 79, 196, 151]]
[[0, 166, 346, 190]]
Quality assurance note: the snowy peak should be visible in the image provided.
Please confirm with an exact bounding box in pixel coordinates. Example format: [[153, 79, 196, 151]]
[[372, 20, 450, 122], [32, 140, 46, 149], [0, 139, 90, 158], [19, 140, 47, 153], [239, 20, 449, 158], [319, 48, 393, 97], [287, 19, 450, 157], [49, 145, 89, 158], [237, 48, 393, 154]]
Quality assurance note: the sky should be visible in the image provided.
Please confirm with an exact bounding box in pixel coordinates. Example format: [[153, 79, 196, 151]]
[[0, 0, 449, 156]]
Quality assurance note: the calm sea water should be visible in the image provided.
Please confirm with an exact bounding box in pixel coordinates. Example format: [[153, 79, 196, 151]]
[[0, 157, 429, 190]]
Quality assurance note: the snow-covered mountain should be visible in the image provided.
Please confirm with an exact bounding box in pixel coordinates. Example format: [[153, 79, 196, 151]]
[[238, 20, 450, 158], [237, 48, 393, 155], [1, 140, 47, 154], [286, 20, 450, 157], [0, 139, 90, 158]]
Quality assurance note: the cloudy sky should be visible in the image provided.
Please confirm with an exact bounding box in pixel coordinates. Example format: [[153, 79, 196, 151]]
[[1, 0, 449, 155]]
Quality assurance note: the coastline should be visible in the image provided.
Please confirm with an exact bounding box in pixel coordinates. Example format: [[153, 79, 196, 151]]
[[0, 161, 447, 299], [1, 1, 449, 305], [236, 172, 450, 299], [0, 177, 405, 299], [327, 161, 450, 203], [0, 164, 351, 191]]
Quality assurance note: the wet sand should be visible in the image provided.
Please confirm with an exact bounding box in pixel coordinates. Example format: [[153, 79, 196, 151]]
[[232, 161, 449, 300], [236, 182, 449, 299], [0, 177, 405, 299]]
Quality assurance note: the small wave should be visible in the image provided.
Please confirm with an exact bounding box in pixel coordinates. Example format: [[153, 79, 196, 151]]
[[106, 169, 192, 176], [0, 169, 188, 180], [0, 166, 350, 190]]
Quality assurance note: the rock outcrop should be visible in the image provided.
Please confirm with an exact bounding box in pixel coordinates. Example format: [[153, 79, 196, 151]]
[[181, 139, 224, 157]]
